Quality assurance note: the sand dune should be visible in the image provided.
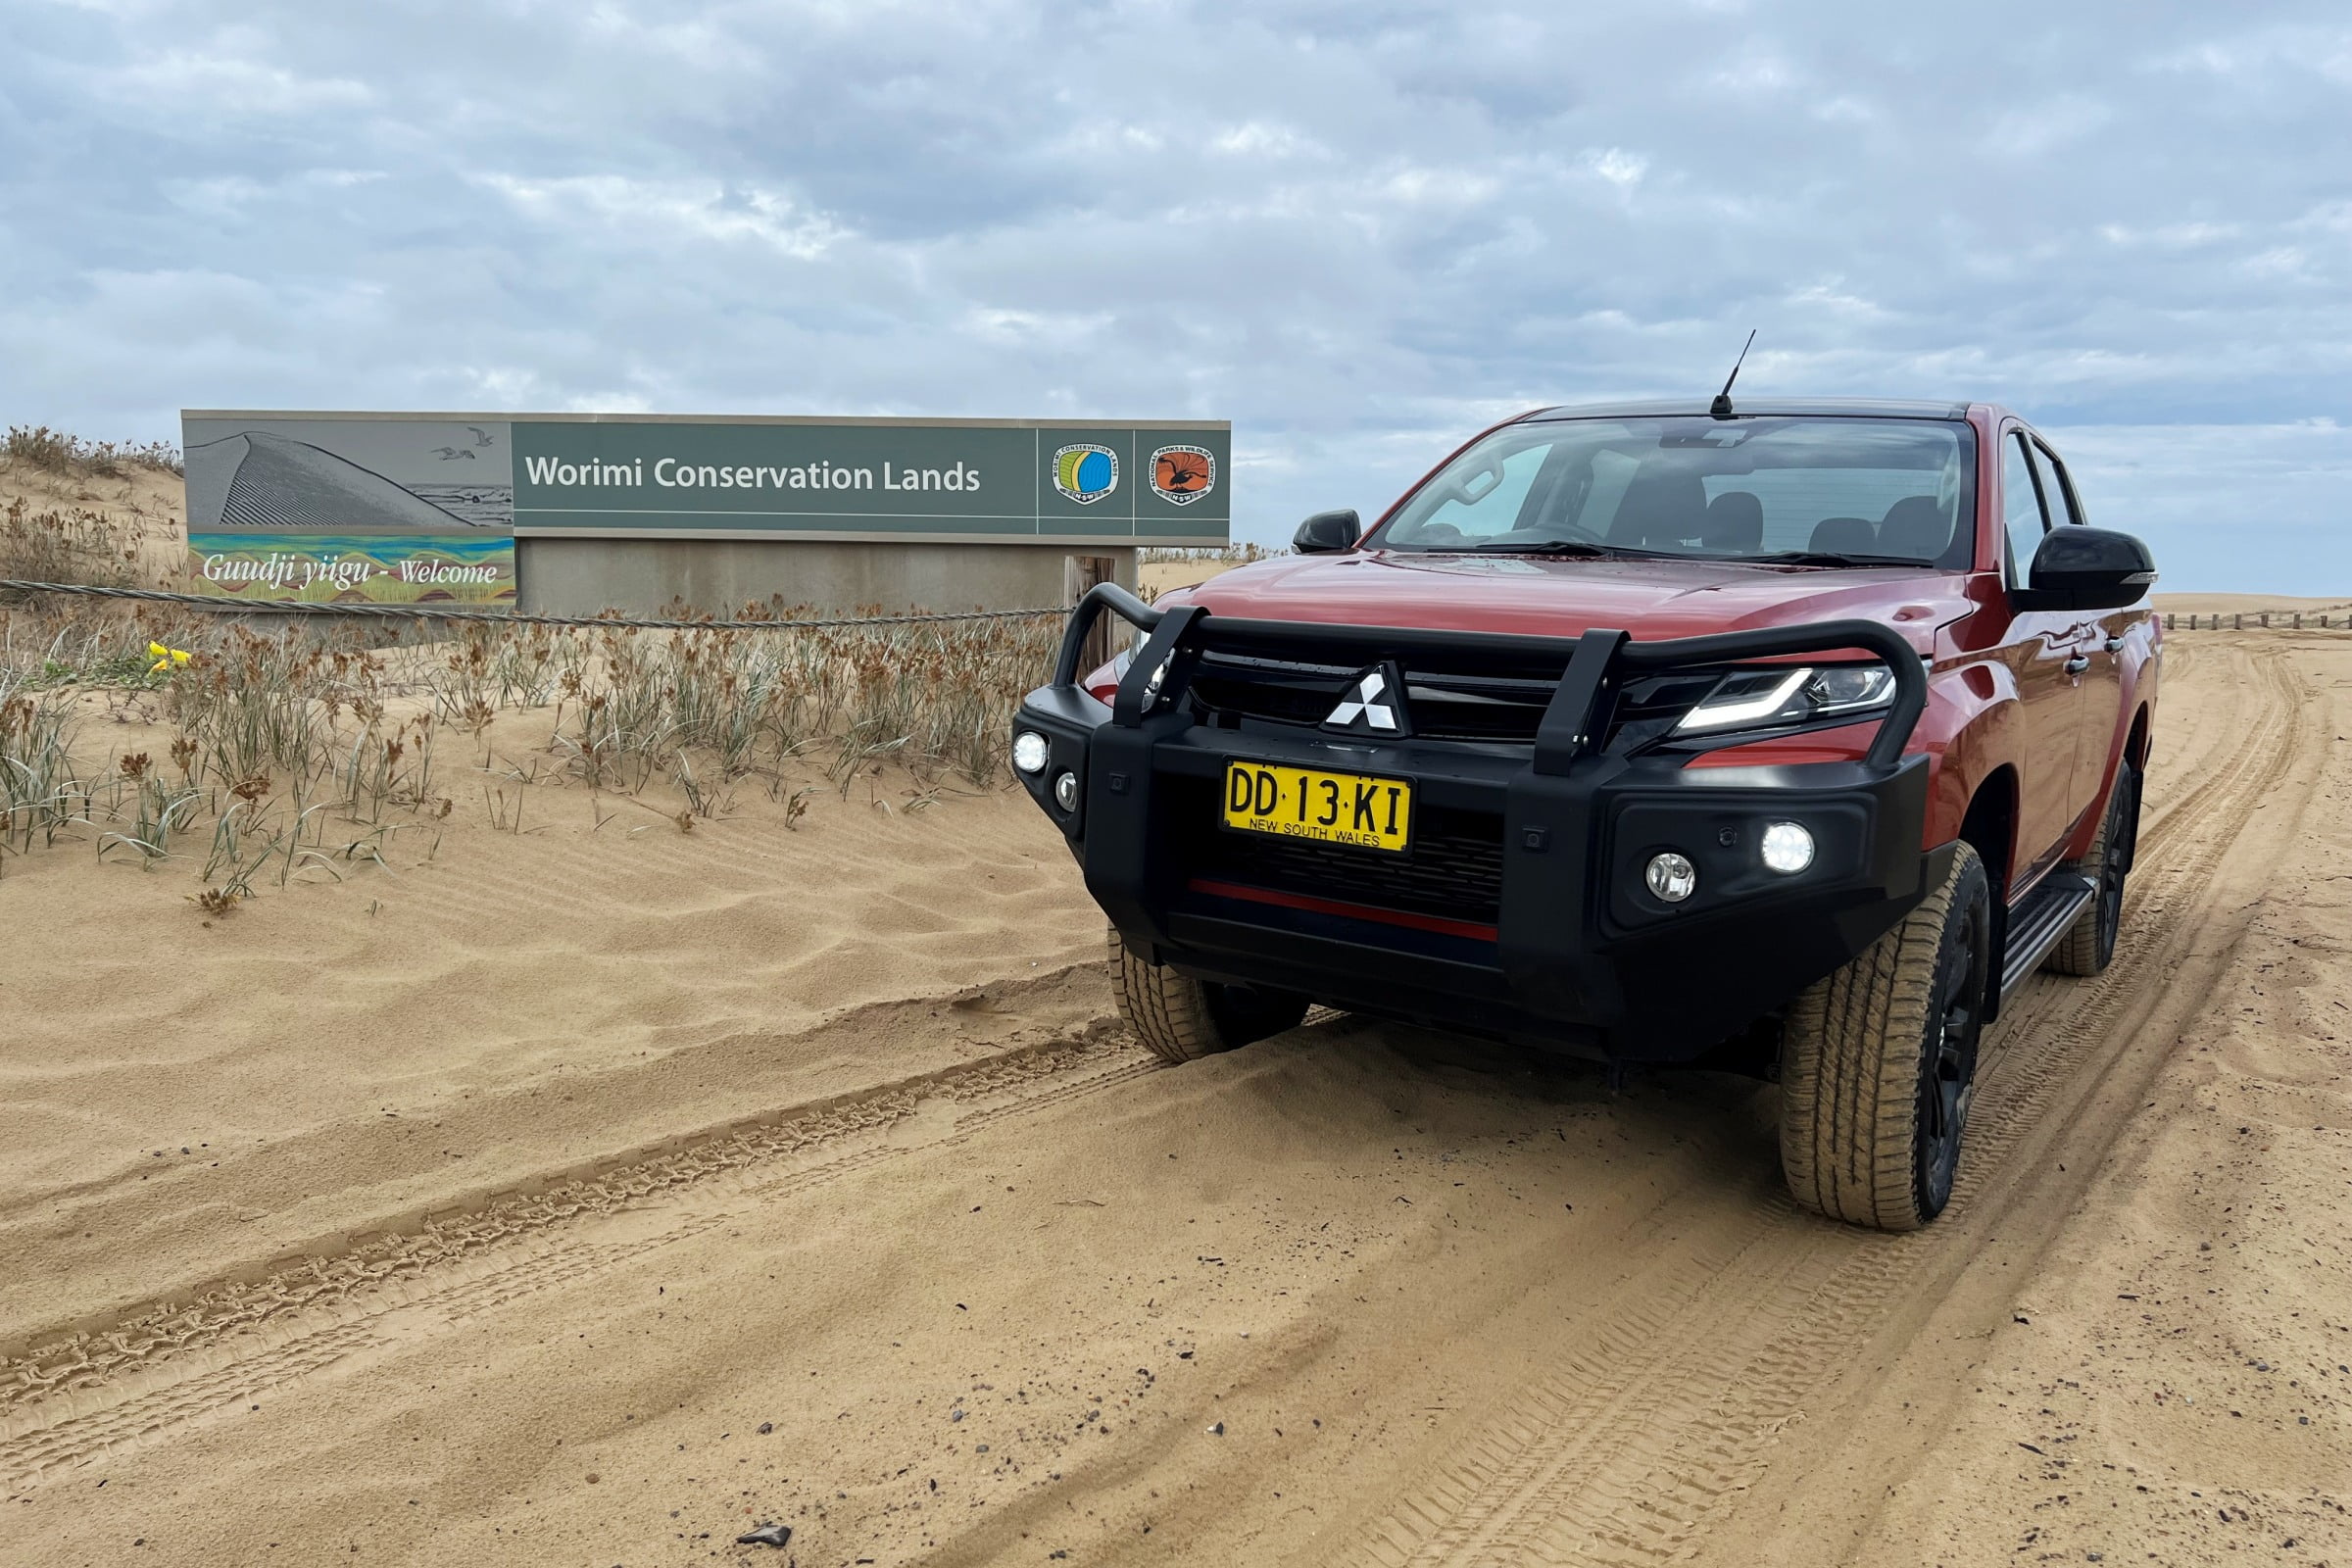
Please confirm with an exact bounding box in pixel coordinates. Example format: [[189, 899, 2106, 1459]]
[[2, 633, 2347, 1566], [0, 455, 185, 587], [0, 716, 1107, 1352]]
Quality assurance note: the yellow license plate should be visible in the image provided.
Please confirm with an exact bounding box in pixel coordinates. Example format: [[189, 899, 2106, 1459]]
[[1222, 761, 1412, 853]]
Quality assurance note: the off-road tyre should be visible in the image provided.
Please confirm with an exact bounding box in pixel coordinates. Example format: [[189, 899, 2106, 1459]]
[[1108, 927, 1310, 1065], [2043, 759, 2139, 977], [1780, 842, 1992, 1231]]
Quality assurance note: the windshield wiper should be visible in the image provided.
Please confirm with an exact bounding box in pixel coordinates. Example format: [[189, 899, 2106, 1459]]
[[1742, 550, 1928, 568], [1456, 539, 1671, 558]]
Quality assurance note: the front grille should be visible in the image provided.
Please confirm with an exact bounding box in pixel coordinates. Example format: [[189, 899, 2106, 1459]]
[[1165, 775, 1504, 928], [1190, 653, 1560, 743], [1185, 651, 1726, 749]]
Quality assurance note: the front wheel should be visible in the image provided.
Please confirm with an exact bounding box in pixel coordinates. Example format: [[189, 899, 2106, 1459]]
[[1108, 928, 1309, 1065], [1780, 842, 1992, 1231]]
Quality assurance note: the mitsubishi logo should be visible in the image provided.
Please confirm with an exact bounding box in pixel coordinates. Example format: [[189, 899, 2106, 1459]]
[[1321, 663, 1411, 737]]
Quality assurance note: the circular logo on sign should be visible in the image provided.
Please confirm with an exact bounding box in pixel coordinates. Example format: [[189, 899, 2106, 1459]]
[[1052, 444, 1118, 504], [1149, 444, 1216, 506]]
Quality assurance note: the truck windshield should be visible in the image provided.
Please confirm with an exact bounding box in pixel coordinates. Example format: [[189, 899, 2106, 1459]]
[[1373, 416, 1977, 568]]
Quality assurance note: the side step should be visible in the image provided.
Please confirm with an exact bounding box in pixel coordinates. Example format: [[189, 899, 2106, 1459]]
[[2000, 870, 2096, 995]]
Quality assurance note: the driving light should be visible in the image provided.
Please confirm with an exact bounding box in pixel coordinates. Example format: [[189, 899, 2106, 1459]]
[[1644, 852, 1696, 903], [1012, 730, 1050, 774], [1760, 820, 1816, 874], [1673, 662, 1898, 737], [1053, 771, 1080, 811]]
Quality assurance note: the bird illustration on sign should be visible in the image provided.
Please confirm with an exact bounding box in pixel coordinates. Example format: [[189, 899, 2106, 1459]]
[[1149, 444, 1215, 506]]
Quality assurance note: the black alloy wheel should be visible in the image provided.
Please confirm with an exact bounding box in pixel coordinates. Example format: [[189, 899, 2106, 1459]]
[[1916, 879, 1989, 1219]]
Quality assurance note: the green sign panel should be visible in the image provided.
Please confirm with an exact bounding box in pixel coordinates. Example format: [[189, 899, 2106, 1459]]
[[510, 417, 1227, 544], [179, 415, 1232, 580]]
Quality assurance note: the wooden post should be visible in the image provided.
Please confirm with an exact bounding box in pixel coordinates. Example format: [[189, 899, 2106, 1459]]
[[2295, 612, 2303, 629], [1063, 555, 1121, 676]]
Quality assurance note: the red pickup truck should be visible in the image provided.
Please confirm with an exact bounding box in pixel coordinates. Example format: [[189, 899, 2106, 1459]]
[[1010, 399, 2158, 1230]]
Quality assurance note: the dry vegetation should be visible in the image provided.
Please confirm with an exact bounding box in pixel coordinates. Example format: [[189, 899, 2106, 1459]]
[[1, 425, 186, 592], [0, 498, 147, 591], [0, 600, 1058, 897], [1137, 541, 1281, 566], [2, 423, 182, 481]]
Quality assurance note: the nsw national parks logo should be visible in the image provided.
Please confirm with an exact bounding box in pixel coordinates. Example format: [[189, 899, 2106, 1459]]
[[1051, 443, 1118, 505], [1149, 444, 1216, 506]]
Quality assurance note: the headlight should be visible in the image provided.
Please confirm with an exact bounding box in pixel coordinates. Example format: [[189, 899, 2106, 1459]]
[[1672, 662, 1896, 736]]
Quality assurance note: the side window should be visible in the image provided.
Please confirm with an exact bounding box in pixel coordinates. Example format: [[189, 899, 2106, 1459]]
[[2031, 441, 2083, 528], [2001, 432, 2047, 587]]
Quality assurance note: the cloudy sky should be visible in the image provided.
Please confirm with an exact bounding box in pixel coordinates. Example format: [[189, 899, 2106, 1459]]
[[7, 0, 2350, 589]]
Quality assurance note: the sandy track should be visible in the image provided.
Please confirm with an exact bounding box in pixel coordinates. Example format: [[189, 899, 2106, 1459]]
[[1320, 641, 2318, 1568], [1, 1010, 1147, 1478], [5, 637, 2344, 1566]]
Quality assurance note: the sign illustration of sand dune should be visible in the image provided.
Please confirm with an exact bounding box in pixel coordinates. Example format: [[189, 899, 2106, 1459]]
[[187, 430, 490, 535]]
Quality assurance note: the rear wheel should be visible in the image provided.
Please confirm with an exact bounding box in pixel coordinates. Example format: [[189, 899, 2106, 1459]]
[[1108, 927, 1310, 1065], [1780, 843, 1991, 1231], [2044, 759, 2138, 977]]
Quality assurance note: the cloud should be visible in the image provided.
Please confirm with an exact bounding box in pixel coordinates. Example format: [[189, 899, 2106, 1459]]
[[4, 0, 2350, 590], [1986, 94, 2112, 157], [1581, 148, 1649, 189], [2043, 418, 2352, 584], [473, 174, 850, 260]]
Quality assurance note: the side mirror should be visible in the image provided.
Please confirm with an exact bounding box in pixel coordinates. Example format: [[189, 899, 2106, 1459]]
[[1293, 509, 1361, 555], [2014, 525, 2156, 612]]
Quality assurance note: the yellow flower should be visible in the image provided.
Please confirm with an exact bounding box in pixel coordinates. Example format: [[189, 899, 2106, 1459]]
[[146, 641, 192, 674]]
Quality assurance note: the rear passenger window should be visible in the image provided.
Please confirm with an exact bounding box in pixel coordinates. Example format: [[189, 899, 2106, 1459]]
[[2001, 433, 2047, 586], [2031, 441, 2082, 528]]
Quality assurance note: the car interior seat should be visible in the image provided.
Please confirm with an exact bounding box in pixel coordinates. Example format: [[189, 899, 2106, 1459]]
[[1808, 515, 1879, 555], [1877, 495, 1953, 562], [1699, 491, 1764, 552], [1608, 470, 1708, 548]]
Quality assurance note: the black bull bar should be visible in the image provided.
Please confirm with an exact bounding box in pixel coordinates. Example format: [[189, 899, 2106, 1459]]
[[1016, 583, 1941, 1059]]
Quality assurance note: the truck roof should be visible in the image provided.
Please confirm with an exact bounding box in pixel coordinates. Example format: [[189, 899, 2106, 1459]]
[[1520, 397, 1976, 422]]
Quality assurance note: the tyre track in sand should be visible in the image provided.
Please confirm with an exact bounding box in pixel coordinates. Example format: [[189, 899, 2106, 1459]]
[[1333, 643, 2305, 1567], [0, 1020, 1154, 1483]]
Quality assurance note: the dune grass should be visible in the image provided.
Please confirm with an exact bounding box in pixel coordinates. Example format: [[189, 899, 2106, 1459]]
[[2, 424, 181, 479], [0, 497, 147, 593], [0, 598, 1060, 892]]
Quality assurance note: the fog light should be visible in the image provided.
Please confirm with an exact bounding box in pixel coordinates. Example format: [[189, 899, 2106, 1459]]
[[1012, 729, 1050, 775], [1644, 852, 1696, 904], [1053, 770, 1080, 811], [1760, 820, 1815, 875]]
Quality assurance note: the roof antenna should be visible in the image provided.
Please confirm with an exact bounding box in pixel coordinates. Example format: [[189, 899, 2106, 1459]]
[[1709, 328, 1757, 419]]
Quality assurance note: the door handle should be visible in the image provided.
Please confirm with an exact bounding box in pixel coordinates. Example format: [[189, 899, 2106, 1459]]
[[2064, 655, 2090, 674], [2103, 636, 2124, 654]]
